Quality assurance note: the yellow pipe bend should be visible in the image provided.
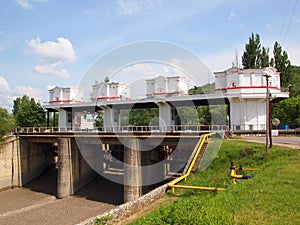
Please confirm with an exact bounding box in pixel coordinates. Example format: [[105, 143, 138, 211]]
[[168, 133, 225, 192]]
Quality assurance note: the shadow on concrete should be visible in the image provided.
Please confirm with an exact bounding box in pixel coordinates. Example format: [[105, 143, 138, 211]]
[[75, 176, 124, 205], [23, 164, 124, 205], [24, 164, 57, 196]]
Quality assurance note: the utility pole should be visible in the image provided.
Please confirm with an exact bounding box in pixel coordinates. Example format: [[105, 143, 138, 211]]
[[263, 74, 272, 153]]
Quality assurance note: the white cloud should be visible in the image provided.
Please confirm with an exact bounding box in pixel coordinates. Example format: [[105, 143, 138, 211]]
[[0, 76, 46, 111], [202, 48, 244, 72], [265, 23, 272, 30], [33, 61, 70, 79], [227, 11, 236, 20], [121, 63, 155, 75], [285, 44, 300, 66], [0, 76, 10, 92], [15, 0, 33, 9], [27, 37, 76, 79], [15, 0, 47, 9], [28, 37, 76, 62], [13, 85, 45, 100], [117, 0, 164, 15]]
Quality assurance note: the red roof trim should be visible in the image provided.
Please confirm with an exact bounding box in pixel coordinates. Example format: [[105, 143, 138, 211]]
[[49, 100, 84, 103], [215, 86, 281, 91]]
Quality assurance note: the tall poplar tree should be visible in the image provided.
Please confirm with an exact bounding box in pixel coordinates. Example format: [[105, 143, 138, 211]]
[[242, 33, 262, 69], [272, 41, 291, 88]]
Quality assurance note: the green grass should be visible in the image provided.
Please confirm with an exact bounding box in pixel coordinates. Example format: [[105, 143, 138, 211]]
[[130, 139, 300, 225]]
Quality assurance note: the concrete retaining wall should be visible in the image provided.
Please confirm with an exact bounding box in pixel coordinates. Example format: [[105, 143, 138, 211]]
[[77, 183, 169, 225], [70, 139, 98, 194], [19, 139, 54, 185], [0, 136, 21, 190]]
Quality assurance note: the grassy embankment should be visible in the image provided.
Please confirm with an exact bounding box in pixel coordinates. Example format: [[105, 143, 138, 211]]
[[130, 138, 300, 225]]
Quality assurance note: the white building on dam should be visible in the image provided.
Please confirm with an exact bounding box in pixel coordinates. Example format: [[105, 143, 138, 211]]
[[44, 67, 289, 132]]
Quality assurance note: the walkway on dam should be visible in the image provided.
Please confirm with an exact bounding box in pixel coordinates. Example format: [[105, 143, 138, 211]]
[[0, 167, 123, 225]]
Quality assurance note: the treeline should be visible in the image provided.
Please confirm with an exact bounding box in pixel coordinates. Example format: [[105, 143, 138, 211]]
[[0, 95, 46, 141]]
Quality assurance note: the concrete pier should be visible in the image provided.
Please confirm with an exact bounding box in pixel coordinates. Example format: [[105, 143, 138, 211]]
[[123, 138, 142, 202], [57, 138, 73, 199]]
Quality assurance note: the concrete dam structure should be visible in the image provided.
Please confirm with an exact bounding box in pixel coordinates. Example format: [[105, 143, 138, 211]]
[[0, 132, 202, 203]]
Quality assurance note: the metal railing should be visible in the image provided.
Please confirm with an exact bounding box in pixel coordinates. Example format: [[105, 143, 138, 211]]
[[16, 125, 229, 134]]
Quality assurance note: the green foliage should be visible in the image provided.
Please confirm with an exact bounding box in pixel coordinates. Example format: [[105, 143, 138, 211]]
[[130, 140, 300, 225], [272, 96, 300, 128], [12, 95, 46, 127], [177, 106, 199, 125], [258, 46, 270, 68], [289, 65, 300, 97], [104, 76, 110, 83], [0, 108, 15, 140], [210, 105, 227, 125], [94, 216, 112, 225], [242, 33, 262, 69], [188, 83, 215, 95], [197, 106, 211, 125], [272, 41, 291, 88], [120, 108, 159, 126], [242, 34, 293, 89], [95, 110, 104, 129]]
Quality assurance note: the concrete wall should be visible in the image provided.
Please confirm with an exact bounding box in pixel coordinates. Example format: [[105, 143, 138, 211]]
[[57, 138, 98, 198], [19, 139, 54, 185], [70, 138, 98, 194], [0, 137, 21, 190]]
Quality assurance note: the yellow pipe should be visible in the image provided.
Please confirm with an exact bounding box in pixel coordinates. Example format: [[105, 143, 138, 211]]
[[240, 168, 260, 171], [168, 133, 224, 192], [230, 162, 256, 184], [171, 184, 225, 191], [168, 134, 209, 188]]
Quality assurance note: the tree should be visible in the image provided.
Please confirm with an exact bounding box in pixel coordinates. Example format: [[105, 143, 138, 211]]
[[104, 76, 110, 83], [0, 108, 15, 140], [242, 33, 262, 69], [12, 95, 46, 127], [272, 41, 291, 88], [95, 110, 104, 129], [197, 106, 211, 125], [289, 66, 300, 97], [127, 108, 159, 126], [188, 83, 215, 95], [271, 96, 300, 128], [258, 46, 270, 68]]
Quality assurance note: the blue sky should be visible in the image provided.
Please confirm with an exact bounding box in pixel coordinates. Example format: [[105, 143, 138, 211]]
[[0, 0, 299, 110]]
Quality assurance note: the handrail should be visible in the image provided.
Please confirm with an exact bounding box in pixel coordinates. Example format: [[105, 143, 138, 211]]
[[168, 132, 225, 192], [16, 125, 229, 134]]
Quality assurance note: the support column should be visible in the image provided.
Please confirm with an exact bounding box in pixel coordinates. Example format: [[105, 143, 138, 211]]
[[157, 102, 176, 131], [46, 111, 50, 128], [58, 109, 68, 128], [53, 112, 56, 127], [124, 138, 142, 202], [102, 107, 120, 130], [57, 138, 73, 199]]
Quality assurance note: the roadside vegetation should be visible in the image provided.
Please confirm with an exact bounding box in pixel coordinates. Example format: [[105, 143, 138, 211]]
[[129, 139, 300, 225]]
